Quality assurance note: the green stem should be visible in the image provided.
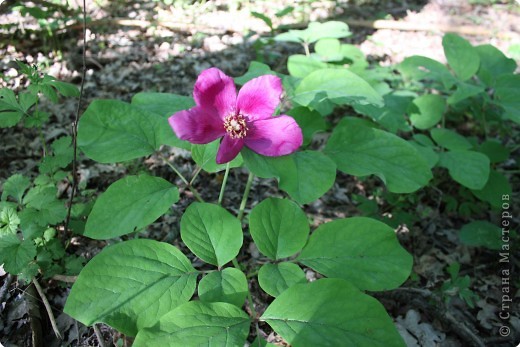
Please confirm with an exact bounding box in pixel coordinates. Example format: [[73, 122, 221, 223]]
[[161, 154, 204, 202], [237, 172, 254, 222], [303, 42, 310, 57], [190, 166, 202, 186], [218, 162, 231, 205]]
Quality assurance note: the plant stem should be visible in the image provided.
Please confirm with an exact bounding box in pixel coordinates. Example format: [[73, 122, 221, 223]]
[[232, 258, 258, 320], [190, 166, 202, 185], [161, 154, 204, 202], [303, 42, 310, 56], [237, 172, 254, 222], [32, 278, 62, 340], [218, 163, 231, 205]]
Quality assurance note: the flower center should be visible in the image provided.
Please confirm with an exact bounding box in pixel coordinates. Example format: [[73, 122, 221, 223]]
[[224, 114, 248, 139]]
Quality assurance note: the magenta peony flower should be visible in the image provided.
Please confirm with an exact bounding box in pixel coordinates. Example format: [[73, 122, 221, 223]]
[[169, 68, 303, 164]]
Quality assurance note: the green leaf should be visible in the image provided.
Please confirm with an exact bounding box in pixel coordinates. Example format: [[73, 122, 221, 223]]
[[494, 74, 520, 124], [251, 11, 273, 30], [39, 136, 74, 174], [314, 38, 343, 62], [409, 141, 439, 169], [409, 94, 446, 129], [438, 150, 490, 190], [430, 128, 472, 151], [0, 207, 20, 234], [23, 186, 67, 226], [78, 99, 163, 163], [198, 267, 248, 307], [447, 82, 485, 105], [1, 174, 31, 203], [478, 140, 510, 163], [133, 301, 250, 347], [0, 233, 37, 275], [46, 80, 80, 97], [85, 175, 179, 239], [286, 107, 327, 146], [249, 198, 309, 260], [191, 140, 243, 173], [324, 118, 432, 193], [64, 239, 197, 336], [443, 33, 480, 81], [0, 88, 26, 127], [131, 92, 194, 149], [258, 262, 306, 297], [297, 217, 413, 291], [275, 21, 351, 44], [475, 44, 516, 87], [242, 149, 336, 204], [341, 44, 369, 71], [397, 56, 456, 89], [287, 55, 328, 79], [471, 170, 512, 208], [180, 202, 242, 267], [261, 279, 406, 347], [234, 61, 277, 86], [293, 69, 384, 111], [459, 221, 502, 250], [354, 92, 413, 133]]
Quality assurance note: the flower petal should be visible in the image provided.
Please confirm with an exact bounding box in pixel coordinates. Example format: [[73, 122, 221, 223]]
[[237, 75, 282, 120], [216, 136, 244, 164], [194, 67, 237, 118], [169, 107, 225, 144], [245, 115, 303, 156]]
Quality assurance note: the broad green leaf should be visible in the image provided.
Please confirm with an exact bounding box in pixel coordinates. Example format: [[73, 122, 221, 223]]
[[438, 150, 490, 190], [1, 174, 31, 203], [447, 82, 485, 105], [494, 74, 520, 124], [249, 198, 309, 260], [478, 140, 510, 163], [287, 55, 328, 79], [314, 38, 343, 62], [133, 301, 250, 347], [459, 221, 502, 250], [198, 267, 248, 307], [84, 175, 179, 239], [191, 140, 243, 173], [409, 141, 439, 169], [287, 107, 327, 146], [64, 239, 197, 336], [258, 262, 306, 297], [234, 61, 277, 85], [242, 149, 336, 204], [0, 207, 20, 234], [341, 44, 369, 71], [131, 92, 194, 149], [471, 170, 512, 208], [324, 118, 432, 193], [397, 56, 456, 89], [475, 44, 516, 87], [251, 11, 273, 30], [180, 202, 242, 267], [39, 136, 73, 174], [23, 186, 67, 226], [354, 92, 413, 133], [261, 279, 406, 347], [0, 233, 37, 275], [430, 128, 472, 150], [275, 21, 350, 44], [0, 88, 28, 127], [46, 80, 80, 97], [298, 217, 413, 291], [293, 69, 384, 110], [443, 33, 480, 81], [409, 94, 445, 129], [78, 99, 163, 163]]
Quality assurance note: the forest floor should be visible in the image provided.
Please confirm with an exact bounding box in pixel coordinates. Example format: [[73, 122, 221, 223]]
[[1, 0, 519, 346]]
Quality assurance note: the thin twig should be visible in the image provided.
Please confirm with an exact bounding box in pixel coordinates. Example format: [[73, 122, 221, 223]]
[[93, 324, 107, 347], [51, 274, 77, 283], [64, 0, 87, 234], [160, 154, 204, 202], [32, 278, 63, 340]]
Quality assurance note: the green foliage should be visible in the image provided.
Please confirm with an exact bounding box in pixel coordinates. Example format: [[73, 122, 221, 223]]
[[261, 279, 406, 347], [298, 217, 413, 291], [64, 239, 198, 336], [441, 263, 479, 308], [275, 21, 351, 44], [180, 203, 243, 267], [192, 140, 243, 173], [249, 198, 309, 260], [198, 267, 248, 307], [258, 262, 306, 297], [459, 221, 503, 250], [84, 175, 180, 239]]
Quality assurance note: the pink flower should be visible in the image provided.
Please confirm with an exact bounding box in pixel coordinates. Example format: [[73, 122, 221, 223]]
[[169, 68, 303, 164]]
